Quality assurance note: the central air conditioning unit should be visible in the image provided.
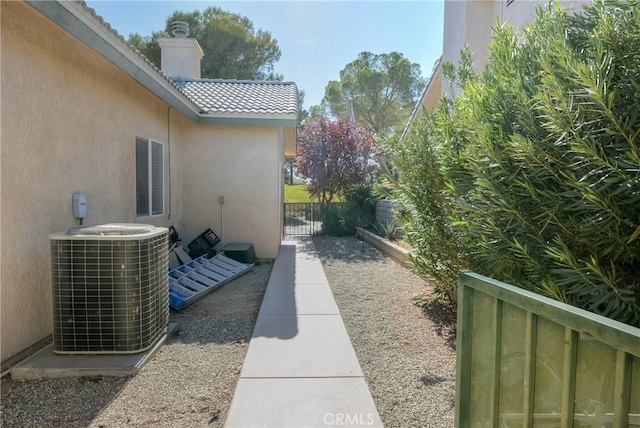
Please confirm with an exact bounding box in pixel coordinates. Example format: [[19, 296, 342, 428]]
[[50, 223, 169, 354]]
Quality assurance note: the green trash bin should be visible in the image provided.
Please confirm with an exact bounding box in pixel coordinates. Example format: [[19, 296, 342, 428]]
[[222, 243, 256, 264]]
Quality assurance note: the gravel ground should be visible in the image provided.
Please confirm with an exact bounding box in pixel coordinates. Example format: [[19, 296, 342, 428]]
[[0, 263, 272, 428], [2, 237, 456, 428], [314, 236, 457, 428]]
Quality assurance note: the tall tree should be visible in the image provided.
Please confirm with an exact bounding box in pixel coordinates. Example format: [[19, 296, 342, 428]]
[[322, 52, 424, 135], [307, 104, 328, 123], [297, 116, 377, 202], [284, 157, 297, 185], [128, 7, 282, 80], [298, 90, 309, 127]]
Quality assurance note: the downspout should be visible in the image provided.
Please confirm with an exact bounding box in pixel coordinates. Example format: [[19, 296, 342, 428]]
[[219, 196, 225, 250], [167, 106, 173, 220]]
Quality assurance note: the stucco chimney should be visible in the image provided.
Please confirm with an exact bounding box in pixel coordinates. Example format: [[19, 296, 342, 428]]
[[158, 22, 204, 80]]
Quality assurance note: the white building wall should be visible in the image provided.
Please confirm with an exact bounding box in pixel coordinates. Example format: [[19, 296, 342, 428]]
[[442, 0, 589, 97]]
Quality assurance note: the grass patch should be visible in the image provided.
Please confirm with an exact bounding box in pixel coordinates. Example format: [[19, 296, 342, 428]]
[[284, 184, 346, 203], [284, 184, 314, 203]]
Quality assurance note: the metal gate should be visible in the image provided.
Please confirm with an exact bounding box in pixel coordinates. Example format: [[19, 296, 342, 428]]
[[283, 203, 316, 235], [284, 202, 373, 237]]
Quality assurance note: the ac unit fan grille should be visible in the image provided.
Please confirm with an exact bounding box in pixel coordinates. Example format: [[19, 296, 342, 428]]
[[51, 232, 168, 353]]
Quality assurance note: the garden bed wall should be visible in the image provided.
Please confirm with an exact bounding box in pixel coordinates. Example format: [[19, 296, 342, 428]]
[[355, 227, 411, 268]]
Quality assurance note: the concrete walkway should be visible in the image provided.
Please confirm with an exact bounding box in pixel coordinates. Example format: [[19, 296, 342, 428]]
[[225, 238, 383, 428]]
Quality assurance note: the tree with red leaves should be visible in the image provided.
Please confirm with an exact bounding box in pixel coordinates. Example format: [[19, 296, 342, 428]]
[[297, 116, 377, 203]]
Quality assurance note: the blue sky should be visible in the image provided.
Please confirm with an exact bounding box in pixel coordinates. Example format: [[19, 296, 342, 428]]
[[86, 1, 444, 110]]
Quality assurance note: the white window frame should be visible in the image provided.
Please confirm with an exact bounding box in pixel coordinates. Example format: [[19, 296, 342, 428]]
[[135, 135, 165, 218]]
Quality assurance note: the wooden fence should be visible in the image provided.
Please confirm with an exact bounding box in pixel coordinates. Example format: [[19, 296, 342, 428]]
[[456, 271, 640, 428], [375, 199, 396, 226]]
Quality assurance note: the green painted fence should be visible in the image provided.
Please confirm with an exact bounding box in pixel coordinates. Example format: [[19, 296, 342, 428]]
[[456, 271, 640, 428]]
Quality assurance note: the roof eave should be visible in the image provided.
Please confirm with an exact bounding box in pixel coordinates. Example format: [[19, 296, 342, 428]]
[[26, 1, 299, 129], [26, 1, 203, 122], [198, 114, 298, 127], [400, 55, 443, 142]]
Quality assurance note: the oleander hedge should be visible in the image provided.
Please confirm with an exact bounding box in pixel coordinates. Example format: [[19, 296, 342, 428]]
[[388, 0, 640, 326]]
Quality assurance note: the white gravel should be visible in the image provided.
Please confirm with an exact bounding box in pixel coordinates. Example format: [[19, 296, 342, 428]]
[[314, 236, 456, 428], [2, 237, 457, 428], [1, 263, 272, 428]]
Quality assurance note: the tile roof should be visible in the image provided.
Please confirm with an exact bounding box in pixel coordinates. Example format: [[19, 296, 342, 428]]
[[173, 79, 299, 116], [74, 1, 298, 119], [75, 1, 200, 106]]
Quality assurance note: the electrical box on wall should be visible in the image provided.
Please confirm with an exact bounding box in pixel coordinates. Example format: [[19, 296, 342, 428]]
[[72, 193, 87, 219]]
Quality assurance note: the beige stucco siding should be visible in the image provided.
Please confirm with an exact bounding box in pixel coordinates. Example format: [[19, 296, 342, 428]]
[[1, 1, 288, 364], [442, 0, 588, 98], [182, 125, 284, 259], [442, 0, 500, 98], [422, 65, 443, 112], [0, 2, 186, 362], [501, 1, 588, 28]]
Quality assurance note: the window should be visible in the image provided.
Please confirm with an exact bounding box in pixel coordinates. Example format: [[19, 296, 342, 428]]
[[136, 136, 164, 217]]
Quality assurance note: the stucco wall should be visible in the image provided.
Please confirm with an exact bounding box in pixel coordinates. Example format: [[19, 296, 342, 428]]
[[502, 1, 588, 28], [0, 2, 186, 362], [1, 1, 288, 364], [442, 0, 466, 71], [181, 125, 284, 259], [442, 0, 500, 98], [442, 0, 589, 98], [421, 65, 442, 112]]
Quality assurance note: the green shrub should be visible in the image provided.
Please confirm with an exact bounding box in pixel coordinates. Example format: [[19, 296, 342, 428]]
[[387, 106, 468, 303], [341, 184, 377, 225], [389, 0, 640, 325], [372, 221, 400, 241], [316, 202, 364, 236]]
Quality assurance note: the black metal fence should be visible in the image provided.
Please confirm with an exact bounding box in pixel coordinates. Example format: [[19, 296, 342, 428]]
[[283, 203, 316, 235], [283, 202, 375, 237]]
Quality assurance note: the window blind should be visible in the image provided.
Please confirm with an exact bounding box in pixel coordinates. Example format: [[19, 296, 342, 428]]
[[151, 141, 163, 216], [135, 137, 149, 217]]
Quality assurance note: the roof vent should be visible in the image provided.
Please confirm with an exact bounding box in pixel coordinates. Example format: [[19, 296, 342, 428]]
[[171, 21, 190, 38]]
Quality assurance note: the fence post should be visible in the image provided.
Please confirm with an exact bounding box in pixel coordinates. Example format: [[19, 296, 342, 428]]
[[523, 312, 538, 428], [489, 299, 503, 426], [455, 271, 474, 428], [561, 328, 578, 428], [612, 349, 632, 428]]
